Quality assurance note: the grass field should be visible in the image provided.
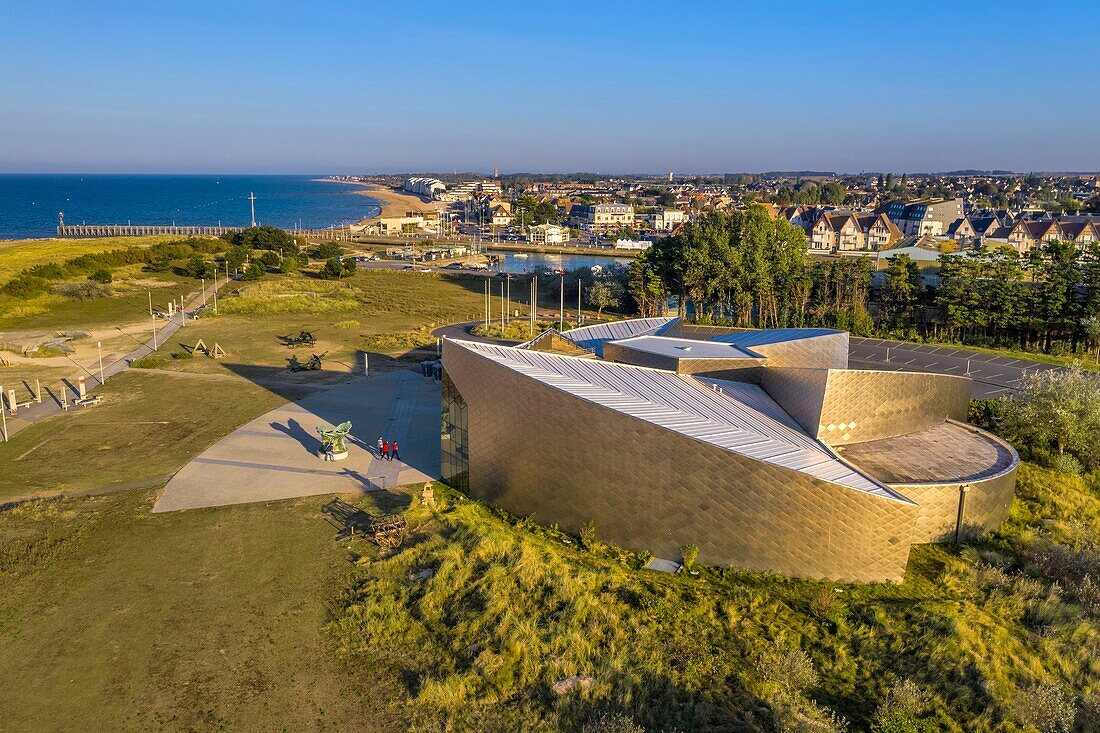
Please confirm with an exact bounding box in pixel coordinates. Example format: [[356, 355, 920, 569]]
[[0, 235, 180, 285], [0, 488, 407, 732], [0, 369, 284, 502], [2, 466, 1096, 732]]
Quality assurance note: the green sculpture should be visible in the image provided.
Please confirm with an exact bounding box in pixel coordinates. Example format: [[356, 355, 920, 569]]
[[317, 421, 352, 460]]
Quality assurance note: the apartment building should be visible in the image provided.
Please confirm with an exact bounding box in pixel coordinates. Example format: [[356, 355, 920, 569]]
[[403, 177, 446, 199], [808, 212, 902, 253], [885, 198, 965, 236], [1004, 217, 1100, 253], [569, 203, 635, 232]]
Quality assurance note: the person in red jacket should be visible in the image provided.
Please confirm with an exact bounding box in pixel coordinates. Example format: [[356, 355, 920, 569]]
[[391, 441, 400, 461], [381, 440, 389, 460]]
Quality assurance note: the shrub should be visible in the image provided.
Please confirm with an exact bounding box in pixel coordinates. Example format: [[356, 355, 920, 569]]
[[259, 250, 281, 270], [240, 262, 266, 281], [333, 320, 360, 329], [53, 282, 111, 300], [998, 368, 1100, 470], [1046, 453, 1083, 476], [27, 263, 66, 279], [131, 355, 167, 369], [321, 257, 346, 280], [681, 543, 699, 570], [316, 241, 344, 260], [88, 268, 113, 284], [755, 644, 818, 696], [871, 679, 931, 733], [1012, 682, 1075, 733], [279, 255, 299, 275], [1, 274, 51, 299], [171, 350, 194, 360], [581, 714, 644, 733]]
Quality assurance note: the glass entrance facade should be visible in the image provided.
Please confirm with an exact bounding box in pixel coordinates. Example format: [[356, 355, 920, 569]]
[[440, 371, 469, 489]]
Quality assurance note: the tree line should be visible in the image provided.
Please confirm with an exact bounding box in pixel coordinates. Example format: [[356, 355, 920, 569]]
[[624, 206, 1100, 359]]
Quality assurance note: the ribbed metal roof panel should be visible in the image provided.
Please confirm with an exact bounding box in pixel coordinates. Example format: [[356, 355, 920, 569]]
[[562, 317, 678, 355], [449, 339, 900, 500]]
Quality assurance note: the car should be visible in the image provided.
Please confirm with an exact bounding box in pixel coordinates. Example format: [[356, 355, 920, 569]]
[[445, 262, 464, 269], [414, 266, 433, 272]]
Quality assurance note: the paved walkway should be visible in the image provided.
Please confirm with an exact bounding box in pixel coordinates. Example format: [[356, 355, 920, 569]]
[[2, 286, 212, 438], [153, 369, 440, 512]]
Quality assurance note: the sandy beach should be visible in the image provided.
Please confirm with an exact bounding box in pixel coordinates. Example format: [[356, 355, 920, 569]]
[[321, 179, 446, 222]]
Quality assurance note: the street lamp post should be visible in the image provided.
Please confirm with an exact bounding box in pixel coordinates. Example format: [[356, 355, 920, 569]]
[[97, 341, 105, 386]]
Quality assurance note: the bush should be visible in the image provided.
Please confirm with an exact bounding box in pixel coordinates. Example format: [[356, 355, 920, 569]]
[[998, 368, 1100, 470], [316, 241, 343, 260], [279, 255, 299, 275], [871, 679, 931, 733], [53, 282, 111, 300], [1046, 453, 1083, 475], [171, 350, 194, 360], [681, 543, 699, 570], [581, 714, 645, 733], [88, 268, 113, 284], [321, 257, 347, 280], [1013, 682, 1075, 733], [259, 251, 281, 270], [1, 274, 51, 299], [240, 262, 266, 281], [333, 320, 360, 329], [131, 355, 167, 369]]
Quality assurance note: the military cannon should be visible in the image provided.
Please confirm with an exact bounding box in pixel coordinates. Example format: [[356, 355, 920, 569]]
[[279, 330, 316, 348], [287, 351, 326, 372]]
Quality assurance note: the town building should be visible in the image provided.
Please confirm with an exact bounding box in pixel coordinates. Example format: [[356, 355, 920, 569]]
[[441, 318, 1017, 582], [808, 212, 902, 253], [650, 209, 685, 231], [885, 198, 965, 237], [569, 203, 636, 232], [528, 224, 570, 245], [403, 177, 446, 199]]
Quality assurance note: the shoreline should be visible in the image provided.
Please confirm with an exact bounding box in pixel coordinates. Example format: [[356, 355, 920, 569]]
[[316, 179, 446, 222]]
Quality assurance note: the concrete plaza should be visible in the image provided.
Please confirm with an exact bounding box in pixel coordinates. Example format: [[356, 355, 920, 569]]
[[153, 369, 440, 512]]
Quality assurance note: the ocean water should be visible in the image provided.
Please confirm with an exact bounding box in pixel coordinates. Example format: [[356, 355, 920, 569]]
[[0, 175, 382, 240]]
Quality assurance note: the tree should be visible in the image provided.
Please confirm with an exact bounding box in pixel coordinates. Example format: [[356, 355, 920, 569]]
[[586, 281, 620, 318], [880, 254, 921, 329], [1083, 315, 1100, 362], [999, 367, 1100, 470], [279, 254, 299, 275], [316, 241, 344, 260], [88, 268, 112, 284], [183, 255, 210, 279], [259, 250, 281, 270], [321, 257, 347, 280], [818, 181, 847, 205], [223, 245, 250, 272], [240, 262, 265, 281]]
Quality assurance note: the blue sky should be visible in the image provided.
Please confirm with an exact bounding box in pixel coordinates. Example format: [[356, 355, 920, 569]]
[[1, 1, 1098, 174]]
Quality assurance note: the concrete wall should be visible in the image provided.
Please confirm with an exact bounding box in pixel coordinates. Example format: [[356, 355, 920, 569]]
[[444, 341, 919, 583]]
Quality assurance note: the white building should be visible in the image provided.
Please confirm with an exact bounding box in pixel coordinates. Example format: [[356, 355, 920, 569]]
[[528, 224, 570, 245], [651, 209, 685, 231], [403, 177, 447, 199]]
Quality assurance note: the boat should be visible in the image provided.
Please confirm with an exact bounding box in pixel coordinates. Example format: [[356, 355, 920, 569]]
[[513, 253, 529, 259]]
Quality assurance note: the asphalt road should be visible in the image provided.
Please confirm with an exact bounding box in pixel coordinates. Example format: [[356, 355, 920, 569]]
[[848, 336, 1066, 398]]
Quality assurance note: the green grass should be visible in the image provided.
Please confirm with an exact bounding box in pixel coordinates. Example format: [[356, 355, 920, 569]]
[[0, 369, 284, 502], [0, 235, 180, 286], [323, 466, 1100, 731], [0, 488, 407, 732]]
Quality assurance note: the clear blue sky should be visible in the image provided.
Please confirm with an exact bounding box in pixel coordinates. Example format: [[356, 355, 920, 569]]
[[2, 1, 1098, 174]]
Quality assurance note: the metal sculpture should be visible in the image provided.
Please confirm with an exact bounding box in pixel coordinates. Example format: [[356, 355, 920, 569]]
[[317, 420, 352, 460]]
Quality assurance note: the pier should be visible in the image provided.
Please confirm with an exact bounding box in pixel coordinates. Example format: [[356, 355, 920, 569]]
[[56, 223, 247, 238]]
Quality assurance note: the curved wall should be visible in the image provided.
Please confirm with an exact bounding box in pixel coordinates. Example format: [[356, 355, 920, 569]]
[[444, 341, 919, 583]]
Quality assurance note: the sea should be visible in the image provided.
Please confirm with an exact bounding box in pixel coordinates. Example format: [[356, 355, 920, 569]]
[[0, 175, 382, 240]]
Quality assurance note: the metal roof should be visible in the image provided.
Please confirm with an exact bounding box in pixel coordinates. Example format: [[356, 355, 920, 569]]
[[563, 317, 678, 356], [709, 328, 843, 348], [449, 339, 902, 500], [608, 335, 761, 360]]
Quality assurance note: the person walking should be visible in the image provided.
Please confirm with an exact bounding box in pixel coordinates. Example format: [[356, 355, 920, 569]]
[[391, 440, 400, 462], [376, 436, 384, 458], [381, 439, 390, 460]]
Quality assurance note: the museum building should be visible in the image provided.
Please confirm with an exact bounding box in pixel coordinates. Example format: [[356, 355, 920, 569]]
[[440, 318, 1018, 582]]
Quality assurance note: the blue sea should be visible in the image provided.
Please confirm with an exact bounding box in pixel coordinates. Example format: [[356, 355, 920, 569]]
[[0, 175, 382, 240]]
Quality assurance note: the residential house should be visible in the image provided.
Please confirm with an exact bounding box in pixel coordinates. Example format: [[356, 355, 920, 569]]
[[885, 198, 965, 236], [528, 224, 570, 245]]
